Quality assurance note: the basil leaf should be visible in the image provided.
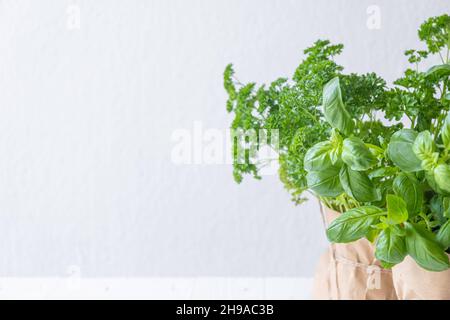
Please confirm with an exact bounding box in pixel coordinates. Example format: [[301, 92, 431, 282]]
[[304, 141, 333, 172], [413, 131, 434, 158], [425, 63, 450, 78], [391, 223, 406, 237], [392, 173, 423, 216], [368, 167, 397, 179], [339, 166, 380, 202], [341, 137, 376, 171], [326, 206, 385, 243], [375, 228, 407, 264], [386, 194, 408, 224], [322, 77, 354, 135], [436, 220, 450, 250], [426, 171, 450, 195], [445, 198, 450, 219], [306, 165, 343, 197], [428, 195, 450, 226], [387, 129, 422, 172], [405, 223, 450, 272], [441, 113, 450, 150], [370, 179, 393, 208], [329, 129, 343, 165], [429, 195, 446, 224], [366, 228, 381, 243], [413, 131, 438, 171], [434, 164, 450, 194], [380, 261, 395, 269]]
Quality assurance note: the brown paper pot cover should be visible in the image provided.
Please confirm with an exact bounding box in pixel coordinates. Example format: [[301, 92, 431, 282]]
[[392, 255, 450, 300], [312, 206, 397, 300]]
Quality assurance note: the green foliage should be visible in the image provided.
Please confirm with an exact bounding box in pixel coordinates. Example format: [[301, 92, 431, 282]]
[[392, 173, 423, 216], [322, 77, 354, 135], [224, 15, 450, 272], [441, 113, 450, 150], [405, 223, 450, 272], [341, 137, 376, 171], [437, 220, 450, 249], [417, 14, 450, 54], [375, 228, 407, 265], [326, 206, 385, 243], [304, 141, 334, 172], [426, 64, 450, 78], [434, 164, 450, 193], [224, 40, 339, 202], [386, 194, 409, 225], [306, 165, 343, 197], [387, 129, 422, 172], [339, 166, 380, 203]]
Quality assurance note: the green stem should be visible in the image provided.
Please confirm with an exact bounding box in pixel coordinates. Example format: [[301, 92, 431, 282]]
[[438, 51, 445, 64], [299, 107, 321, 125], [419, 212, 432, 231], [405, 114, 414, 129], [435, 111, 447, 136], [411, 116, 417, 129]]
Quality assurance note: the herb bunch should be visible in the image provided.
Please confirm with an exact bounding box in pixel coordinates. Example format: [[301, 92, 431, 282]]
[[224, 15, 450, 271], [224, 40, 395, 206]]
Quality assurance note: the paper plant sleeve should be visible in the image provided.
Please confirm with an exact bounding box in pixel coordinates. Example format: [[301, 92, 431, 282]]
[[392, 256, 450, 300], [312, 205, 397, 300]]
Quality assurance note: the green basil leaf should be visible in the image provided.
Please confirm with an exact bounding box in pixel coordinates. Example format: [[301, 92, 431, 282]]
[[391, 224, 406, 237], [425, 63, 450, 78], [341, 137, 376, 171], [405, 223, 450, 272], [386, 194, 408, 224], [370, 179, 393, 208], [375, 228, 407, 264], [445, 199, 450, 219], [326, 206, 385, 243], [436, 220, 450, 250], [329, 148, 341, 165], [420, 152, 439, 171], [387, 129, 422, 172], [366, 228, 381, 243], [379, 260, 396, 269], [413, 131, 434, 158], [429, 195, 449, 225], [366, 143, 384, 158], [339, 166, 380, 202], [441, 113, 450, 150], [445, 92, 450, 100], [368, 167, 398, 179], [413, 131, 438, 171], [392, 173, 423, 216], [329, 129, 343, 165], [306, 165, 343, 197], [322, 77, 354, 135], [434, 164, 450, 194], [426, 171, 450, 195], [374, 221, 389, 230], [304, 141, 333, 172]]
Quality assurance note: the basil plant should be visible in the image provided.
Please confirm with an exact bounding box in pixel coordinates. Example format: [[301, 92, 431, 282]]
[[306, 63, 450, 271]]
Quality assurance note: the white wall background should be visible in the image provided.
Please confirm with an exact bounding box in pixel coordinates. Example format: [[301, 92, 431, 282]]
[[0, 0, 448, 278]]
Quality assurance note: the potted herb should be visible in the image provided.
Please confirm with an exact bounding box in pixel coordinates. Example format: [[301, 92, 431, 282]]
[[224, 39, 399, 299], [224, 14, 450, 299]]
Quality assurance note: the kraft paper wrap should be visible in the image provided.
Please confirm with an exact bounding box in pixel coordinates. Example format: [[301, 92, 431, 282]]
[[392, 256, 450, 300], [312, 205, 398, 300]]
